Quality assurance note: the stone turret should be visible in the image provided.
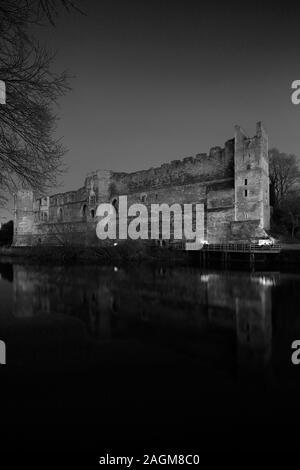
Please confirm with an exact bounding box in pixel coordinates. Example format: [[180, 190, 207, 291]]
[[234, 121, 270, 229], [85, 170, 113, 203], [13, 190, 36, 246], [230, 122, 270, 242]]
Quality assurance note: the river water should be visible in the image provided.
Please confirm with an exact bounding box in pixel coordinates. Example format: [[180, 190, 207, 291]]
[[1, 260, 300, 449]]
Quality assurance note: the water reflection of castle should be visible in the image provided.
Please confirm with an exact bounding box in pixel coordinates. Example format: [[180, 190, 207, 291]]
[[11, 265, 276, 371]]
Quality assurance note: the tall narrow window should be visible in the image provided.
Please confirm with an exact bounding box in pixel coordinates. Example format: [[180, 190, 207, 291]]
[[245, 178, 248, 185], [82, 204, 87, 219], [89, 194, 96, 206], [244, 189, 248, 197], [57, 207, 63, 221], [112, 197, 118, 213]]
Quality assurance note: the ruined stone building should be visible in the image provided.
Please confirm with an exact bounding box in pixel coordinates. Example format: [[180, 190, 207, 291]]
[[13, 122, 270, 247]]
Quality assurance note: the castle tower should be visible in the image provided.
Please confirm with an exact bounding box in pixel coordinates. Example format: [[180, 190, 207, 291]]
[[84, 170, 113, 204], [234, 122, 270, 230], [13, 190, 35, 246]]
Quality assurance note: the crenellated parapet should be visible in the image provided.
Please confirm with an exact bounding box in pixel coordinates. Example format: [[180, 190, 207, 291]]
[[111, 139, 234, 194]]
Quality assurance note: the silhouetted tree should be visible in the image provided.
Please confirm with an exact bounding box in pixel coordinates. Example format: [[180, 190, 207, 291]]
[[269, 149, 300, 238], [280, 193, 300, 238], [0, 1, 82, 205], [269, 148, 300, 208]]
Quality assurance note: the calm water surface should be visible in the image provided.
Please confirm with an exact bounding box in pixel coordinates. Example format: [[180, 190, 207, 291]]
[[1, 260, 300, 449], [0, 260, 299, 374]]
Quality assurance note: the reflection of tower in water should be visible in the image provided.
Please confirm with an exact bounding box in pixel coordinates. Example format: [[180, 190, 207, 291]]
[[12, 265, 51, 317], [204, 271, 275, 374], [235, 274, 275, 373], [88, 284, 113, 340]]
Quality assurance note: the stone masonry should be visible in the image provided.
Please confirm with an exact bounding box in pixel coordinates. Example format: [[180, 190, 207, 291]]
[[13, 122, 271, 247]]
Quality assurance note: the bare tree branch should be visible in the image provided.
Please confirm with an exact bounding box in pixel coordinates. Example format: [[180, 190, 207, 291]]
[[0, 0, 83, 204], [269, 148, 300, 207]]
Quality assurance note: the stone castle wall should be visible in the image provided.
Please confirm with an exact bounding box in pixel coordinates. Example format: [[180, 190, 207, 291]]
[[13, 123, 270, 247]]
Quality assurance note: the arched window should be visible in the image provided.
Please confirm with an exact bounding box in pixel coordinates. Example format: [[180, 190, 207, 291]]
[[111, 197, 118, 213], [57, 207, 63, 221], [90, 209, 95, 219], [89, 194, 96, 206], [82, 204, 87, 219]]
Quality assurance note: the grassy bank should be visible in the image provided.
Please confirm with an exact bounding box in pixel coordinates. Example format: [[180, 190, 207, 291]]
[[0, 242, 195, 265], [1, 241, 300, 270]]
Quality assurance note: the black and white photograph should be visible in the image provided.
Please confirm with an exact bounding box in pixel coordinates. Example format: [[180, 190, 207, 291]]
[[1, 0, 300, 460]]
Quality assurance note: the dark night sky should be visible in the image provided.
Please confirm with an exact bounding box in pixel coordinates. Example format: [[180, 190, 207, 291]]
[[2, 0, 300, 218]]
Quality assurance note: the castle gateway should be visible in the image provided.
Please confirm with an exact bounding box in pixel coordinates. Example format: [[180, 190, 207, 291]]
[[13, 122, 270, 247]]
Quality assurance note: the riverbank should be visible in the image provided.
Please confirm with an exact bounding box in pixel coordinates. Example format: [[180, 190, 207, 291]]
[[1, 243, 300, 271], [0, 243, 197, 266]]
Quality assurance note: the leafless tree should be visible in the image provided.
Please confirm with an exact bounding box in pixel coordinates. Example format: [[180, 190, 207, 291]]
[[269, 148, 300, 208], [0, 1, 82, 205], [280, 193, 300, 238]]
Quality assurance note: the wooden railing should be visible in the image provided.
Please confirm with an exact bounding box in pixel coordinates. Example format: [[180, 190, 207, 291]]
[[151, 240, 281, 253], [201, 243, 281, 253]]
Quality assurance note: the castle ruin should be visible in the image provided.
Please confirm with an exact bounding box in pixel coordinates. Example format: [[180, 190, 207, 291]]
[[13, 122, 270, 247]]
